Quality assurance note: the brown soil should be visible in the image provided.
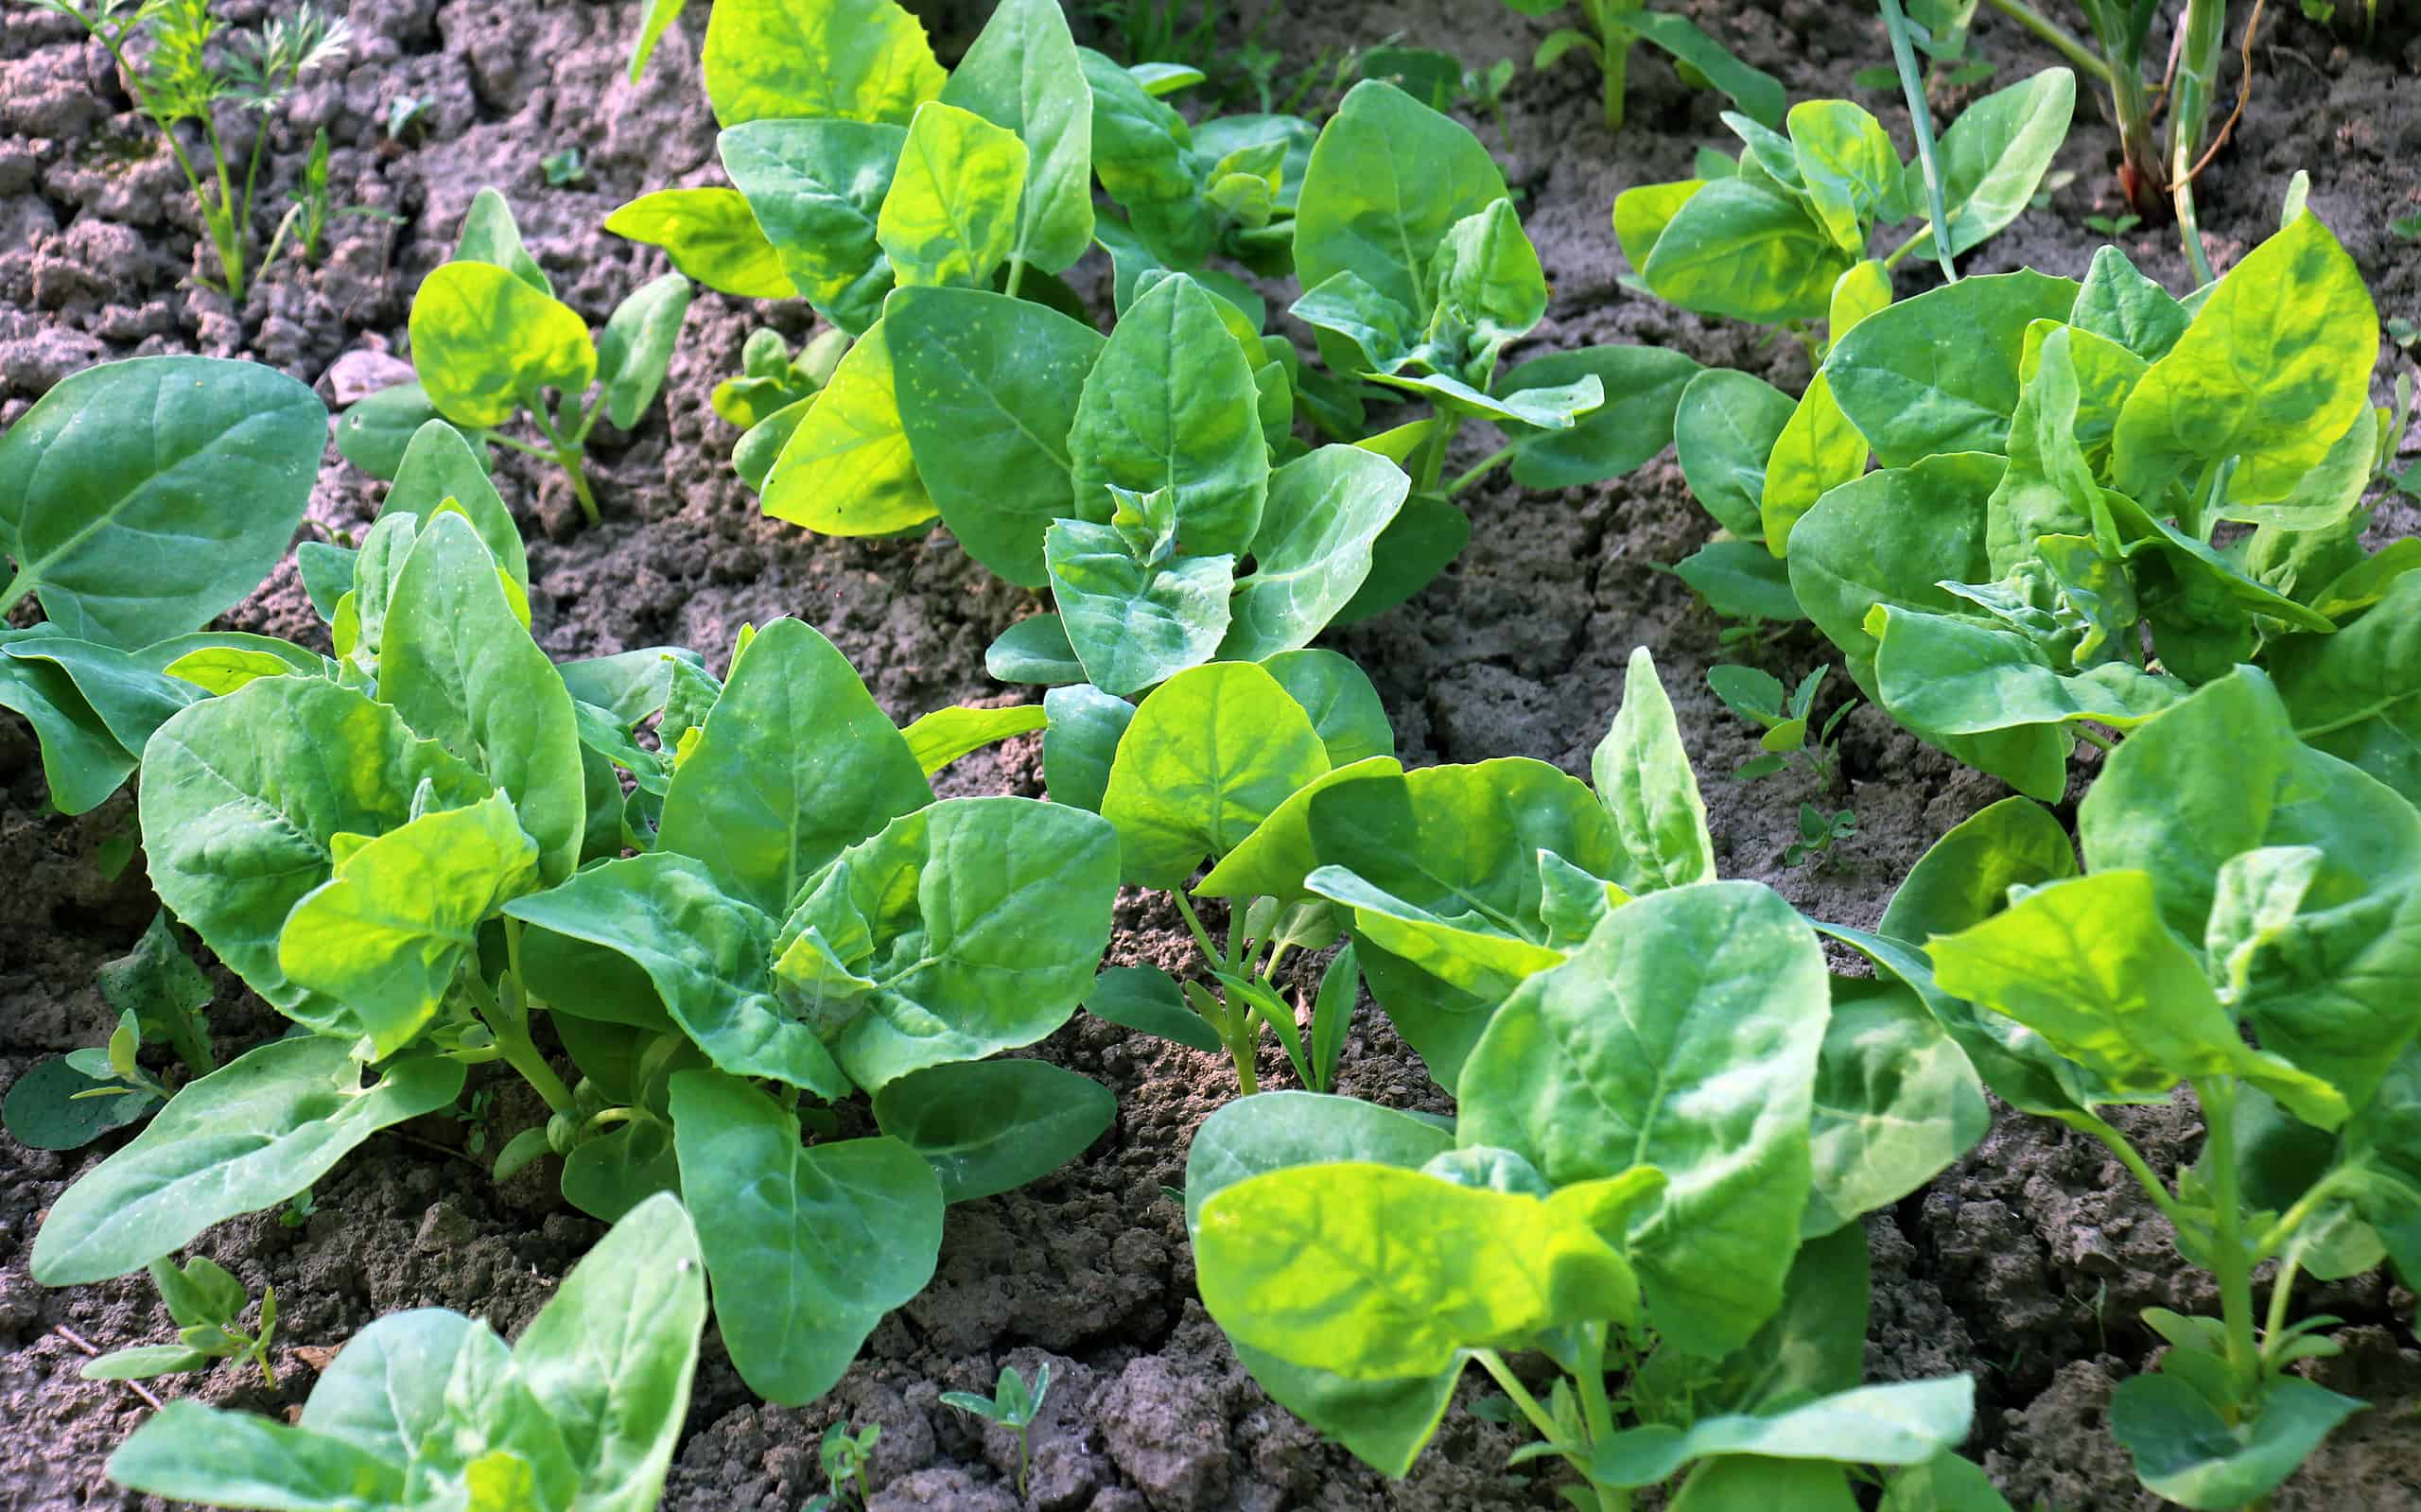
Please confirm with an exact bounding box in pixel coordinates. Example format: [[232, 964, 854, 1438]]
[[3, 0, 2417, 1507]]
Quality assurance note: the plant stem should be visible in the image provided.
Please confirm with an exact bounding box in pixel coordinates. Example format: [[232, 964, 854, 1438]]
[[1978, 0, 2116, 83], [1003, 253, 1026, 301], [1410, 414, 1464, 496], [1171, 892, 1221, 965], [2261, 1240, 2307, 1367], [1575, 1323, 1618, 1447], [1472, 1349, 1565, 1447], [2169, 0, 2225, 286], [531, 405, 601, 527], [2194, 1077, 2261, 1407], [1879, 0, 1959, 284], [1, 565, 30, 617], [471, 938, 575, 1116], [2054, 1110, 2188, 1230], [1448, 444, 1518, 496]]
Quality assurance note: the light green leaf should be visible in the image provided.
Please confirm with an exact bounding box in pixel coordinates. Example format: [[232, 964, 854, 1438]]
[[596, 272, 692, 430], [1500, 344, 1702, 491], [1641, 178, 1849, 325], [2110, 1374, 2364, 1510], [1896, 68, 2076, 261], [1100, 661, 1331, 888], [1046, 513, 1234, 697], [898, 703, 1047, 776], [760, 321, 938, 536], [2272, 572, 2421, 804], [1799, 975, 1988, 1235], [719, 119, 905, 335], [1820, 269, 2080, 465], [1219, 446, 1410, 663], [2073, 244, 2190, 362], [604, 188, 795, 301], [1263, 648, 1394, 767], [1865, 603, 2183, 737], [1674, 369, 1796, 539], [878, 101, 1029, 290], [1759, 372, 1869, 553], [383, 420, 528, 596], [1589, 1378, 1976, 1486], [33, 1037, 464, 1285], [1197, 756, 1404, 905], [702, 0, 944, 129], [937, 0, 1094, 276], [1592, 646, 1717, 895], [107, 1401, 408, 1511], [0, 356, 325, 649], [1788, 100, 1898, 252], [669, 1069, 942, 1402], [409, 262, 598, 428], [1039, 683, 1133, 812]]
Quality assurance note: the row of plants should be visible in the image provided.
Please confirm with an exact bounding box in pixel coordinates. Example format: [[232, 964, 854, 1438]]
[[2, 0, 2414, 1506]]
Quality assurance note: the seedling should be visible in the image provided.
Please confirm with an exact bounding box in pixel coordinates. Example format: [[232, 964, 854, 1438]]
[[2083, 211, 2142, 236], [351, 188, 692, 524], [3, 911, 218, 1154], [2392, 213, 2421, 241], [1706, 664, 1855, 786], [265, 126, 330, 265], [941, 1363, 1053, 1499], [807, 1422, 881, 1510], [106, 1197, 707, 1510], [278, 1188, 318, 1227], [1784, 803, 1856, 868], [384, 93, 430, 142], [541, 146, 587, 186], [82, 1255, 276, 1387], [1503, 0, 1784, 133], [25, 0, 349, 301]]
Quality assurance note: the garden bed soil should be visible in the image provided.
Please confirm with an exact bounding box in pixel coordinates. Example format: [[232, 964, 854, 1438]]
[[3, 0, 2418, 1506]]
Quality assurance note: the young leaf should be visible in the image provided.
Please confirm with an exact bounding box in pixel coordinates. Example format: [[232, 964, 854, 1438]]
[[1593, 647, 1718, 895], [32, 1037, 464, 1285], [1642, 179, 1847, 325], [719, 119, 905, 335], [1588, 1378, 1975, 1487], [107, 1403, 409, 1509], [669, 1069, 943, 1403], [1098, 661, 1330, 888], [872, 1059, 1116, 1203], [1039, 683, 1134, 812], [1893, 68, 2076, 262], [1675, 369, 1796, 539], [597, 271, 694, 429], [1046, 512, 1235, 697], [1820, 269, 2080, 466], [936, 0, 1094, 277], [410, 261, 598, 428], [604, 188, 795, 300], [1499, 345, 1702, 492], [1263, 649, 1394, 767], [2072, 244, 2189, 363], [1085, 965, 1222, 1051], [337, 381, 462, 482], [385, 420, 529, 595], [0, 356, 325, 649], [2110, 1374, 2364, 1510], [1799, 976, 1988, 1235], [702, 0, 944, 130], [1626, 10, 1785, 128], [1218, 447, 1411, 664], [878, 101, 1029, 290], [898, 704, 1047, 776]]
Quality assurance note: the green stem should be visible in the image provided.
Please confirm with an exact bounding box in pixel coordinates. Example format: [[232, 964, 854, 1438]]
[[2169, 0, 2225, 286], [531, 405, 601, 527], [1879, 0, 1959, 284], [2054, 1110, 2187, 1230], [2, 565, 30, 617], [1448, 444, 1518, 496], [200, 114, 247, 300], [1575, 1323, 1619, 1448], [1003, 253, 1027, 301], [485, 431, 560, 462], [2074, 726, 2116, 753], [1472, 1349, 1566, 1450], [2194, 1077, 2261, 1405], [1410, 414, 1464, 496], [471, 945, 574, 1116], [2260, 1241, 2307, 1369], [2252, 1165, 2362, 1262], [1978, 0, 2116, 84], [1171, 892, 1221, 966]]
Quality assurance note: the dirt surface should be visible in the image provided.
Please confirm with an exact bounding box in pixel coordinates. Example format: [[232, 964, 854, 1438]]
[[4, 0, 2418, 1506]]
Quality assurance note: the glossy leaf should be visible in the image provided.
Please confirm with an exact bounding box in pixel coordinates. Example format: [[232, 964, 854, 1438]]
[[1219, 445, 1410, 663], [597, 272, 693, 430], [1046, 513, 1233, 698], [1592, 647, 1717, 895], [873, 1058, 1115, 1203], [1590, 1378, 1975, 1486], [898, 703, 1047, 776], [1100, 661, 1331, 888], [1799, 975, 1988, 1235], [107, 1402, 408, 1510], [1642, 179, 1848, 325], [761, 321, 938, 536], [384, 420, 528, 595], [702, 0, 944, 129], [604, 188, 794, 301], [1500, 344, 1702, 491], [719, 119, 905, 335], [1896, 68, 2076, 261], [2110, 1374, 2364, 1510], [879, 101, 1029, 290], [937, 0, 1094, 276], [1263, 649, 1394, 766], [1821, 270, 2080, 466], [1675, 369, 1797, 540], [409, 261, 596, 428]]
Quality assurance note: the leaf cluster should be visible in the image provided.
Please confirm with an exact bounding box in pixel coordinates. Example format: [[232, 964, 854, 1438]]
[[1506, 0, 1785, 134]]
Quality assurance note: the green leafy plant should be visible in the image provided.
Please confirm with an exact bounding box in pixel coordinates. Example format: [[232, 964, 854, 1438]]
[[82, 1254, 277, 1386], [542, 146, 588, 186], [3, 912, 216, 1151], [344, 189, 693, 525], [1, 356, 328, 816], [25, 0, 349, 301], [808, 1421, 882, 1510], [711, 327, 848, 491], [385, 92, 431, 142], [1357, 43, 1516, 136], [104, 1194, 707, 1510], [941, 1364, 1053, 1499], [1504, 0, 1785, 133], [1906, 669, 2421, 1506], [2083, 210, 2142, 236], [1785, 801, 1857, 868], [26, 423, 1124, 1419], [265, 126, 331, 265], [1706, 664, 1855, 785]]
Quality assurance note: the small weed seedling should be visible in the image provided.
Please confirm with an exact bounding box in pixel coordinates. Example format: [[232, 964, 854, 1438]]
[[1785, 802, 1857, 869], [941, 1363, 1053, 1499], [2083, 211, 2142, 237], [384, 93, 431, 142], [83, 1255, 276, 1387], [806, 1422, 881, 1510], [1706, 664, 1855, 787], [26, 0, 348, 301], [2, 912, 217, 1151], [541, 146, 587, 186]]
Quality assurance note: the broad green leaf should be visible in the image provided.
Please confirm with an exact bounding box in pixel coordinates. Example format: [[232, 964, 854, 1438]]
[[409, 262, 597, 428], [2110, 1374, 2364, 1510], [512, 1191, 706, 1512], [1500, 344, 1702, 491], [1458, 880, 1829, 1357], [937, 0, 1094, 276], [1986, 323, 2104, 575], [1046, 513, 1234, 697], [1712, 1224, 1871, 1414], [2079, 668, 2421, 1108], [1198, 756, 1404, 905], [603, 188, 794, 300], [1821, 270, 2080, 465], [1667, 1455, 1858, 1510], [1896, 68, 2076, 261], [382, 513, 585, 883], [1369, 368, 1602, 429], [1084, 965, 1221, 1051], [1673, 541, 1805, 621], [986, 613, 1084, 685], [1925, 871, 2346, 1127], [1674, 369, 1796, 539], [279, 794, 539, 1056], [1100, 661, 1330, 887], [2272, 571, 2421, 803], [872, 1059, 1115, 1203], [898, 703, 1046, 776], [107, 1401, 408, 1511], [1332, 492, 1470, 624], [384, 420, 528, 596], [1291, 269, 1414, 376], [1307, 862, 1566, 999], [2, 633, 199, 760], [562, 1119, 683, 1222], [887, 287, 1104, 586], [1759, 372, 1868, 553], [1263, 648, 1394, 766], [761, 322, 938, 536], [597, 272, 692, 430], [1294, 80, 1507, 370], [2072, 244, 2189, 362], [878, 101, 1029, 290], [669, 1069, 942, 1402], [32, 1037, 464, 1285], [1641, 178, 1848, 325], [719, 120, 904, 335], [1040, 683, 1133, 811], [1592, 647, 1717, 894], [1, 1054, 151, 1150], [655, 618, 931, 914], [0, 356, 324, 649], [1612, 179, 1704, 272], [702, 0, 944, 129], [558, 647, 706, 725], [502, 853, 850, 1097], [1219, 446, 1410, 663], [1878, 794, 2076, 944], [1787, 100, 1897, 252], [1865, 604, 2182, 737], [781, 797, 1117, 1089], [140, 677, 493, 1026], [1625, 10, 1785, 128], [1069, 273, 1268, 556], [1590, 1378, 1975, 1486], [2113, 214, 2379, 507], [1799, 975, 1988, 1235], [1078, 47, 1209, 268], [455, 185, 549, 294], [1194, 1161, 1656, 1379], [1883, 1451, 2020, 1512]]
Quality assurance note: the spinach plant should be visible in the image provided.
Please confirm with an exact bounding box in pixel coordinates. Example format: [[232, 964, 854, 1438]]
[[941, 1364, 1053, 1501], [1770, 211, 2405, 804], [24, 0, 350, 301], [1503, 0, 1785, 133], [106, 1194, 708, 1512], [1, 356, 328, 815], [345, 190, 693, 526], [29, 434, 1125, 1413], [1184, 875, 1995, 1507], [2, 911, 216, 1151], [81, 1254, 275, 1387], [1907, 669, 2421, 1507], [807, 1422, 881, 1511]]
